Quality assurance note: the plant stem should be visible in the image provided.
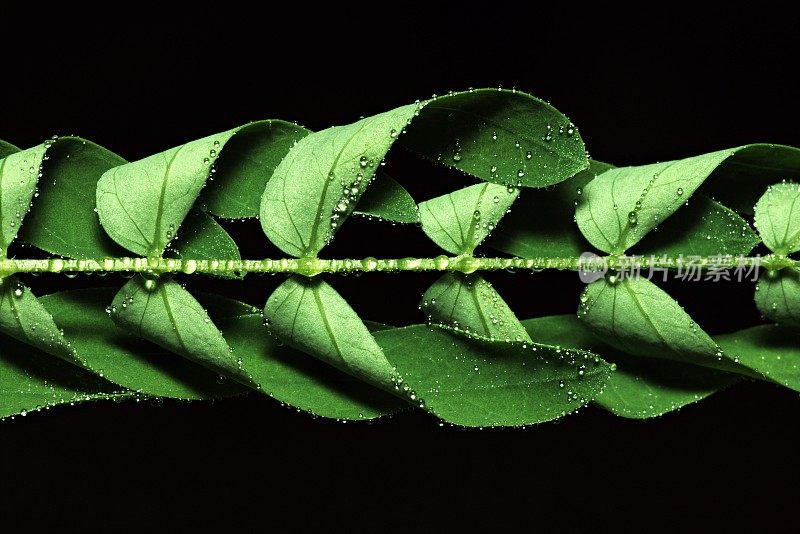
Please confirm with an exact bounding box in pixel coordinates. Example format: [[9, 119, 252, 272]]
[[0, 254, 790, 278]]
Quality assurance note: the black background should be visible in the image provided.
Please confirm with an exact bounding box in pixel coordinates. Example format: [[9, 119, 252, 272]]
[[1, 4, 798, 530]]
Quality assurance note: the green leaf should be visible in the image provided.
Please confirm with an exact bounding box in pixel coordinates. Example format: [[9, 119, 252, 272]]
[[755, 268, 800, 327], [109, 276, 253, 387], [97, 121, 298, 256], [264, 276, 399, 391], [700, 144, 800, 215], [20, 137, 128, 258], [402, 88, 587, 188], [753, 181, 800, 255], [200, 120, 309, 219], [0, 276, 82, 368], [419, 182, 518, 254], [375, 325, 611, 427], [575, 146, 789, 254], [0, 334, 129, 421], [488, 160, 612, 258], [168, 208, 241, 279], [421, 273, 531, 342], [577, 276, 744, 373], [97, 131, 235, 256], [41, 288, 245, 399], [353, 172, 419, 224], [523, 314, 738, 419], [0, 139, 19, 159], [715, 324, 800, 392], [0, 144, 47, 256], [632, 194, 759, 257], [260, 89, 587, 257], [260, 104, 419, 257], [207, 297, 405, 420]]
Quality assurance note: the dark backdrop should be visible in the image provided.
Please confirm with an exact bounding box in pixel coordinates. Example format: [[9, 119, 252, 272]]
[[1, 4, 798, 530]]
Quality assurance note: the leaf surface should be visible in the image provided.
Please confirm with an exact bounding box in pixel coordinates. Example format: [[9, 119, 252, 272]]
[[375, 325, 611, 427], [419, 182, 518, 254], [353, 172, 418, 224], [523, 314, 737, 418], [264, 276, 399, 391], [421, 273, 530, 342], [754, 181, 800, 255], [110, 276, 253, 386], [575, 146, 788, 254], [754, 268, 800, 327]]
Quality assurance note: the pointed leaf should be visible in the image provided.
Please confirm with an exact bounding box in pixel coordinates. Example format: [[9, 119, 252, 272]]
[[419, 182, 518, 254], [523, 314, 738, 419], [353, 172, 419, 224], [375, 325, 611, 427], [575, 146, 792, 254], [755, 268, 800, 327], [109, 276, 253, 386], [488, 160, 612, 258], [754, 181, 800, 255], [264, 276, 399, 391], [421, 273, 530, 342]]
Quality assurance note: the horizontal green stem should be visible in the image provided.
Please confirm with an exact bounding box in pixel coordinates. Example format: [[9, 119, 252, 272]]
[[0, 254, 792, 277]]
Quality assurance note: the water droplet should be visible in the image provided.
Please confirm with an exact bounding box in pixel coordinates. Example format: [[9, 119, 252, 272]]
[[359, 156, 369, 168], [627, 211, 638, 225], [676, 187, 684, 196]]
